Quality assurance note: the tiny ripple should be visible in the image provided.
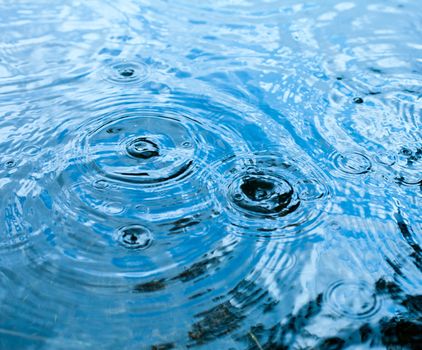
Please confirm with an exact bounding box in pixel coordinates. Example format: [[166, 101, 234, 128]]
[[99, 60, 149, 85], [92, 179, 109, 190], [3, 158, 17, 169], [22, 145, 41, 156], [321, 77, 421, 186], [324, 280, 381, 320], [332, 151, 372, 175], [374, 151, 397, 166]]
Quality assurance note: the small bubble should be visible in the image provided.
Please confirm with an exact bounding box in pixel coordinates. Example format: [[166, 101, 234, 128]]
[[103, 202, 124, 215], [117, 225, 152, 250], [400, 148, 412, 157], [329, 221, 341, 231], [397, 145, 422, 168], [353, 97, 364, 104], [233, 193, 242, 201], [182, 141, 192, 148], [126, 137, 159, 159]]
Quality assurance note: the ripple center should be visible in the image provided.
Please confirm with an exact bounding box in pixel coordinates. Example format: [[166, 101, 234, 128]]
[[126, 137, 160, 159]]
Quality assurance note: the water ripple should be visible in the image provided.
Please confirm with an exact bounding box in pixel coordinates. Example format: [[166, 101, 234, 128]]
[[0, 0, 421, 348], [210, 152, 330, 240], [99, 60, 150, 85], [324, 280, 381, 320]]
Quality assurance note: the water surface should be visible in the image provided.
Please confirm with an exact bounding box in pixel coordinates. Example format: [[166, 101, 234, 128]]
[[0, 0, 421, 349]]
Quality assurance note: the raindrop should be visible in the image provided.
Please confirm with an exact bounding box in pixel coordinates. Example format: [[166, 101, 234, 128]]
[[230, 174, 298, 216], [116, 225, 152, 250], [126, 137, 160, 160], [87, 113, 196, 184], [119, 67, 134, 77], [100, 60, 149, 85]]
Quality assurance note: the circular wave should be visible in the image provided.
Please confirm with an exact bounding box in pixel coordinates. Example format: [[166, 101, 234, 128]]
[[86, 112, 194, 185], [324, 280, 381, 320], [332, 151, 373, 175], [209, 152, 330, 240], [99, 60, 150, 85]]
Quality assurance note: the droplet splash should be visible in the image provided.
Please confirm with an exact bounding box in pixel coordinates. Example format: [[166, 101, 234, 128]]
[[126, 137, 160, 159], [230, 173, 298, 217], [210, 153, 330, 240], [100, 60, 149, 85], [116, 225, 153, 249]]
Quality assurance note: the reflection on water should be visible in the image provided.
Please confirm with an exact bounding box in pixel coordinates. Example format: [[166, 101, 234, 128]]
[[0, 0, 420, 349]]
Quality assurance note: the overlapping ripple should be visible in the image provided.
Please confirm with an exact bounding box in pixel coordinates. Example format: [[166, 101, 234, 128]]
[[0, 86, 329, 347]]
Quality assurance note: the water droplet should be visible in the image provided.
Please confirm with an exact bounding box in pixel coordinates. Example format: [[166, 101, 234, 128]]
[[101, 61, 149, 85], [126, 137, 160, 159], [119, 68, 134, 77], [230, 174, 298, 216], [213, 153, 330, 240], [117, 225, 152, 250]]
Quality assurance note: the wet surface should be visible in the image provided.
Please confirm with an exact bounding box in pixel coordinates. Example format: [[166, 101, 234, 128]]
[[0, 0, 421, 349]]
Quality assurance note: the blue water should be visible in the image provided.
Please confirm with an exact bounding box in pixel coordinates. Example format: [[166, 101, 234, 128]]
[[0, 0, 421, 349]]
